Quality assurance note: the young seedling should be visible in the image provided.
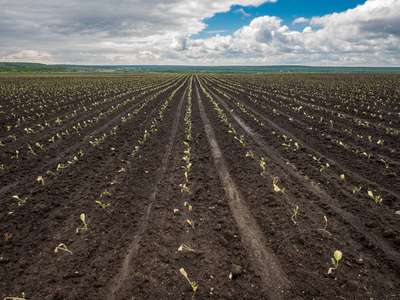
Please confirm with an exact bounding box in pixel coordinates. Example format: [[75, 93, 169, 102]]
[[35, 142, 44, 150], [95, 201, 109, 209], [179, 268, 198, 292], [184, 202, 193, 212], [28, 145, 35, 155], [340, 174, 345, 181], [320, 163, 330, 172], [273, 177, 286, 194], [291, 206, 299, 224], [54, 243, 72, 255], [3, 292, 26, 300], [12, 195, 27, 205], [187, 219, 195, 229], [180, 183, 191, 194], [396, 211, 400, 214], [260, 157, 266, 175], [37, 176, 44, 185], [234, 135, 246, 147], [184, 171, 188, 183], [328, 250, 343, 274], [76, 213, 88, 233], [368, 190, 382, 203], [101, 189, 110, 197], [318, 216, 332, 236], [178, 244, 195, 252], [245, 150, 254, 159], [380, 159, 389, 168]]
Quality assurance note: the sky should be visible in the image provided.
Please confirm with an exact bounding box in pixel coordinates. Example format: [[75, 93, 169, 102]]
[[0, 0, 399, 66]]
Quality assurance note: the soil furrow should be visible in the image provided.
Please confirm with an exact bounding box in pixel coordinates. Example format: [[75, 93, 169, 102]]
[[195, 78, 289, 300], [108, 78, 189, 299]]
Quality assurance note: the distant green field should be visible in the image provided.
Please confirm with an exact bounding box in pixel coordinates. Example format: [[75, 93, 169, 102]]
[[1, 62, 400, 74]]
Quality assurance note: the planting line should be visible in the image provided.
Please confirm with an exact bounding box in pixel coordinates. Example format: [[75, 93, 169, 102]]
[[202, 81, 400, 201], [208, 76, 400, 165], [195, 81, 288, 300], [0, 78, 186, 200], [201, 79, 400, 273], [108, 80, 189, 299]]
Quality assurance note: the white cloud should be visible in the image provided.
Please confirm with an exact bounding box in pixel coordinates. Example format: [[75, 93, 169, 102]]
[[182, 0, 400, 66], [0, 0, 399, 66], [292, 17, 309, 25], [171, 34, 189, 51], [234, 8, 252, 18]]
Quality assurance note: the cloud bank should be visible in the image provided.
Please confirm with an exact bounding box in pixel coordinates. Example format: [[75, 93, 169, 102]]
[[0, 0, 399, 66]]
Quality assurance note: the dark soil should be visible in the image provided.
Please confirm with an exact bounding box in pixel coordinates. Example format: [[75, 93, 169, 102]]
[[0, 73, 399, 300]]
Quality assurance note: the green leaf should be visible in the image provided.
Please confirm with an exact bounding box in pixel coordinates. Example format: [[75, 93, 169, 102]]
[[334, 250, 342, 261], [331, 258, 336, 266]]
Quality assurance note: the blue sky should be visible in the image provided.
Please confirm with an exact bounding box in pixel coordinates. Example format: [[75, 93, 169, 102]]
[[0, 0, 399, 66], [195, 0, 367, 38]]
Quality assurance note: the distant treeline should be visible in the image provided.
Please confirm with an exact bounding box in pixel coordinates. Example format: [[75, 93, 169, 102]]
[[1, 62, 400, 74]]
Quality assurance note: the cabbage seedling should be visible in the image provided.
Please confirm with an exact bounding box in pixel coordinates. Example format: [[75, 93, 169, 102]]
[[47, 170, 56, 176], [180, 183, 191, 194], [37, 176, 44, 185], [320, 163, 330, 172], [318, 216, 332, 236], [76, 213, 88, 232], [396, 211, 400, 215], [54, 243, 72, 255], [291, 206, 299, 224], [28, 145, 35, 155], [328, 250, 342, 274], [3, 292, 26, 300], [35, 142, 44, 150], [95, 201, 109, 209], [340, 174, 345, 180], [273, 177, 285, 194], [178, 244, 195, 252], [380, 159, 389, 168], [184, 202, 193, 212], [259, 157, 266, 175], [245, 150, 254, 159], [368, 191, 382, 203], [353, 186, 361, 193], [12, 195, 27, 205], [187, 220, 195, 229], [179, 268, 198, 292]]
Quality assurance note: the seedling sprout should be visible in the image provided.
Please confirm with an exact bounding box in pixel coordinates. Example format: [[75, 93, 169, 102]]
[[291, 206, 299, 224], [328, 250, 342, 274], [179, 268, 198, 292], [54, 243, 72, 255], [368, 190, 382, 203]]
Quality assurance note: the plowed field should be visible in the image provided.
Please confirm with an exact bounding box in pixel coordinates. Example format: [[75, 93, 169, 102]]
[[1, 73, 399, 299]]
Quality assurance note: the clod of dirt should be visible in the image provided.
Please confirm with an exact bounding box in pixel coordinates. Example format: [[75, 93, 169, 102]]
[[230, 264, 243, 278], [383, 229, 396, 239], [33, 203, 47, 213]]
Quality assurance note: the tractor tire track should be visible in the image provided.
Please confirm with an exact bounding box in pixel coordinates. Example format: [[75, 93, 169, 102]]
[[108, 78, 189, 299], [195, 78, 289, 300]]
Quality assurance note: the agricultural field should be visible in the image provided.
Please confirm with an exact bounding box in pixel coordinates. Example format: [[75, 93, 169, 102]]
[[0, 73, 399, 299]]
